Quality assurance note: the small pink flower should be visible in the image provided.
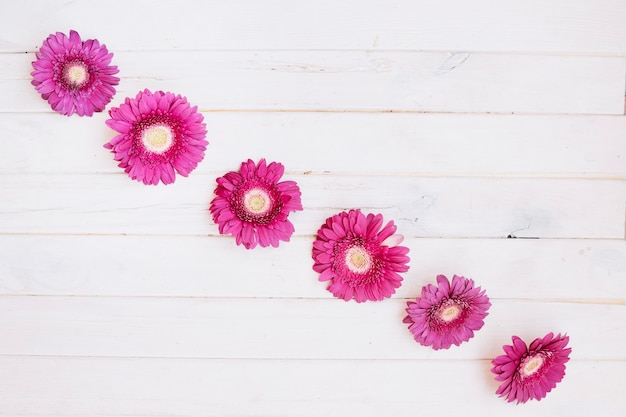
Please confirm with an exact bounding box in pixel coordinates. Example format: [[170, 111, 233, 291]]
[[492, 332, 571, 404], [312, 209, 410, 302], [403, 274, 490, 350], [104, 89, 208, 185], [31, 30, 119, 116], [210, 159, 303, 249]]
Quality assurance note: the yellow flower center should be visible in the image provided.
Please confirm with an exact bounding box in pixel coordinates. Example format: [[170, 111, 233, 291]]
[[142, 125, 173, 154], [244, 189, 270, 214], [64, 61, 89, 87], [345, 246, 372, 273], [439, 304, 461, 322], [522, 355, 544, 377]]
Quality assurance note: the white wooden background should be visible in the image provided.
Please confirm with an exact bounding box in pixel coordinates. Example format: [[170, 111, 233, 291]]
[[1, 1, 625, 416]]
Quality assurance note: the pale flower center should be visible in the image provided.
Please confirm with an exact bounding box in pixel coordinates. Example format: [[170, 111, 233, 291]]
[[244, 188, 271, 214], [522, 354, 545, 378], [142, 125, 174, 154], [63, 61, 89, 87], [345, 246, 372, 273], [439, 304, 461, 322]]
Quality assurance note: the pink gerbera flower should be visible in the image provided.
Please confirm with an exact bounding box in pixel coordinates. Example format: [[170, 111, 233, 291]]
[[403, 274, 491, 350], [312, 209, 410, 302], [210, 159, 303, 249], [492, 332, 571, 404], [31, 30, 119, 116], [104, 89, 208, 185]]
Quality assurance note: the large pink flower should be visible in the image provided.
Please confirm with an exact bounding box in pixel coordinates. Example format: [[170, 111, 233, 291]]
[[210, 159, 303, 249], [312, 210, 410, 302], [31, 30, 119, 116], [492, 332, 571, 404], [403, 274, 490, 350], [104, 89, 208, 185]]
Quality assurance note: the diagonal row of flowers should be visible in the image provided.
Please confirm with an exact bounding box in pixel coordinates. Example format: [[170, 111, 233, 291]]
[[31, 30, 571, 405]]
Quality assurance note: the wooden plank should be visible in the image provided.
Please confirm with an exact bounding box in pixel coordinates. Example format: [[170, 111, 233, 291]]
[[0, 296, 622, 360], [2, 112, 626, 177], [0, 174, 624, 238], [2, 0, 626, 53], [5, 51, 625, 114], [0, 356, 623, 417], [0, 235, 624, 300]]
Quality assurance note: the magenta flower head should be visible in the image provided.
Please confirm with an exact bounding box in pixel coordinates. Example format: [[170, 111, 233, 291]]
[[312, 209, 410, 302], [210, 159, 303, 249], [104, 89, 208, 185], [31, 30, 119, 116], [491, 332, 571, 404], [403, 274, 491, 350]]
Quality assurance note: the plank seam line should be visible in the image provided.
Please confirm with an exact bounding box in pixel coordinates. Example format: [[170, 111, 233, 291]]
[[0, 294, 622, 304], [5, 109, 626, 116], [2, 232, 626, 241], [2, 172, 626, 179], [0, 354, 616, 362], [4, 48, 626, 57]]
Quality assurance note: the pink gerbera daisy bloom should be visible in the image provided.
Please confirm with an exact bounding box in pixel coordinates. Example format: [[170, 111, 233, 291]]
[[104, 89, 208, 185], [312, 209, 410, 302], [491, 332, 571, 404], [210, 159, 303, 249], [403, 274, 491, 350], [31, 30, 119, 116]]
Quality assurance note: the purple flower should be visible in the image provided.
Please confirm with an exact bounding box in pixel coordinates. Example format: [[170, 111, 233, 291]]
[[31, 30, 119, 116], [403, 274, 491, 349]]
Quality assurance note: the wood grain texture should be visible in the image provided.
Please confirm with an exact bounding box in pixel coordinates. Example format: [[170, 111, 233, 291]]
[[0, 356, 623, 417], [2, 0, 626, 53], [3, 51, 625, 114], [0, 295, 622, 360], [1, 112, 625, 176], [1, 236, 623, 300], [1, 174, 624, 238]]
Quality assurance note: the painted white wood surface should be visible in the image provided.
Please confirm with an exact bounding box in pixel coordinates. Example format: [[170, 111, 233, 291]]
[[1, 236, 623, 300], [2, 0, 626, 53], [3, 51, 626, 114], [2, 112, 626, 176], [0, 1, 625, 416], [1, 174, 625, 238], [1, 357, 622, 417]]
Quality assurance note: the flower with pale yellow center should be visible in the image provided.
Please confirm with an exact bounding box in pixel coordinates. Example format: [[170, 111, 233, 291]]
[[142, 125, 174, 154]]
